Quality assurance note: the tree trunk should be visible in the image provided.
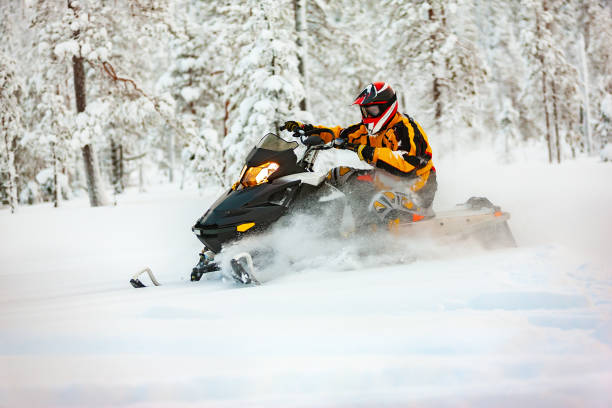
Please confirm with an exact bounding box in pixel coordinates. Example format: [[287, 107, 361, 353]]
[[222, 99, 229, 176], [119, 144, 124, 189], [429, 6, 442, 127], [2, 117, 18, 213], [551, 79, 561, 163], [535, 7, 552, 163], [52, 141, 61, 208], [541, 70, 552, 163], [168, 127, 175, 183], [110, 136, 124, 193], [69, 0, 108, 207], [579, 33, 592, 155], [294, 0, 308, 111], [569, 120, 577, 159], [81, 144, 100, 205], [73, 55, 106, 206], [139, 160, 145, 193], [433, 77, 442, 124]]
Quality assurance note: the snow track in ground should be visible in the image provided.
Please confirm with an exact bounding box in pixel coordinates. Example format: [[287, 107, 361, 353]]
[[1, 159, 611, 407]]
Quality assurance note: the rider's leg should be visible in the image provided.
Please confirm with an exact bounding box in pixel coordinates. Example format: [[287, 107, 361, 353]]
[[325, 167, 378, 228], [369, 170, 438, 225]]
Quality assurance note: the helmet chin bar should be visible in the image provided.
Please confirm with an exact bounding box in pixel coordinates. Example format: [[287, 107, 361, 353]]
[[366, 122, 375, 135]]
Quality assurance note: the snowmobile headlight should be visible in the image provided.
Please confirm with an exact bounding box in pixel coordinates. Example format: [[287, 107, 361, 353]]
[[241, 162, 280, 187]]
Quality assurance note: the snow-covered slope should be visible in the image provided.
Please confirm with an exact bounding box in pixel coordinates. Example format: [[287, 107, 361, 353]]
[[1, 157, 611, 408]]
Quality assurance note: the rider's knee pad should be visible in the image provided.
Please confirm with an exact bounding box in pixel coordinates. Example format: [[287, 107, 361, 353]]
[[370, 191, 431, 223]]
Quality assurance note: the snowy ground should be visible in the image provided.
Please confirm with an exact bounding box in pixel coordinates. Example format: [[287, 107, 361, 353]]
[[1, 155, 611, 408]]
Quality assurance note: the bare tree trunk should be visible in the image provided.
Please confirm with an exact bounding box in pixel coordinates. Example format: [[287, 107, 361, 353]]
[[551, 79, 561, 163], [294, 0, 308, 111]]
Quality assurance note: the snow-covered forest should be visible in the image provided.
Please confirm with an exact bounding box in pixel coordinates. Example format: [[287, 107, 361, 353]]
[[1, 0, 610, 210], [2, 2, 612, 407]]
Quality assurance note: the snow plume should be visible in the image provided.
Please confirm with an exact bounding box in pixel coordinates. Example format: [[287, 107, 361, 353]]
[[215, 206, 483, 284]]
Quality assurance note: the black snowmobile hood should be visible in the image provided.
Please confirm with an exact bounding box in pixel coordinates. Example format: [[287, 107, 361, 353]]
[[193, 180, 300, 253]]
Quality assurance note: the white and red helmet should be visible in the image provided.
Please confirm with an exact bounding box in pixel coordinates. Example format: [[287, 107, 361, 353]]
[[353, 82, 398, 134]]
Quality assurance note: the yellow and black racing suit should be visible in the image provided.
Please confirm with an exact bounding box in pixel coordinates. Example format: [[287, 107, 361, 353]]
[[315, 112, 437, 222]]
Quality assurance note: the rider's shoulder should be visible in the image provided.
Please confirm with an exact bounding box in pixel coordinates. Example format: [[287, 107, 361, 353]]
[[387, 112, 412, 130], [398, 112, 415, 123]]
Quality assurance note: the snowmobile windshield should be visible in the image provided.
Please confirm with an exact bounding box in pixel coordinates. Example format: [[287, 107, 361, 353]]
[[256, 133, 299, 152]]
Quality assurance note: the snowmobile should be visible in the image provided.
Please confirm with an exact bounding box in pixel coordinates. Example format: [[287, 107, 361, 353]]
[[130, 128, 515, 288]]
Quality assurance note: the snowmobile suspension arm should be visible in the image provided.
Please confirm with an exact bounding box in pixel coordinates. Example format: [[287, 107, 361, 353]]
[[130, 267, 161, 288]]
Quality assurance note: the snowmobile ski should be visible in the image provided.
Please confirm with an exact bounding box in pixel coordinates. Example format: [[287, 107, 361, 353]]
[[230, 252, 260, 285], [130, 267, 161, 288], [191, 250, 220, 281]]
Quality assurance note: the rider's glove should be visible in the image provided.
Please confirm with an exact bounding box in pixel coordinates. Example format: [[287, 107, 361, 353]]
[[282, 121, 313, 133], [335, 141, 375, 162]]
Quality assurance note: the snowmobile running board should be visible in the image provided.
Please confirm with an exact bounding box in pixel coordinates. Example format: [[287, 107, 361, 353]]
[[130, 267, 161, 288]]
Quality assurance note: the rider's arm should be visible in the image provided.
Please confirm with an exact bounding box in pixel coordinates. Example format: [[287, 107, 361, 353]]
[[360, 119, 434, 178], [313, 125, 342, 143]]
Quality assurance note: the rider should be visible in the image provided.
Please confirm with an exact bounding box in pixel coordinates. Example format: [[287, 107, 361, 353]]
[[283, 82, 437, 226]]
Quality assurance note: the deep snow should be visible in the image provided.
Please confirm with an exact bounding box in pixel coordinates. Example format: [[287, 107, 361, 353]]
[[1, 154, 611, 408]]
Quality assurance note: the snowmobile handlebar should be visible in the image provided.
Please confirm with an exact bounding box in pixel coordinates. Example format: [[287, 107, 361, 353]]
[[303, 128, 335, 137], [281, 127, 335, 149], [279, 126, 333, 137]]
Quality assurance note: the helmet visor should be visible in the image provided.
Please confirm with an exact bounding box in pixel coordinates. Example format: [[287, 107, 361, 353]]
[[360, 104, 384, 118]]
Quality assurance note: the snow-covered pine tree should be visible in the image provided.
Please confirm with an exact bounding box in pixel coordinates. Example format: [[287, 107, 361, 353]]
[[294, 0, 308, 111], [520, 0, 556, 162], [27, 0, 112, 206], [90, 2, 170, 193], [0, 53, 23, 213], [580, 0, 612, 152], [473, 0, 529, 158], [442, 0, 489, 136], [222, 0, 305, 183], [306, 0, 378, 126], [19, 19, 76, 205], [520, 0, 587, 162], [0, 1, 79, 205], [159, 0, 226, 188], [28, 0, 179, 199], [71, 0, 178, 194], [544, 0, 583, 162], [382, 0, 486, 154]]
